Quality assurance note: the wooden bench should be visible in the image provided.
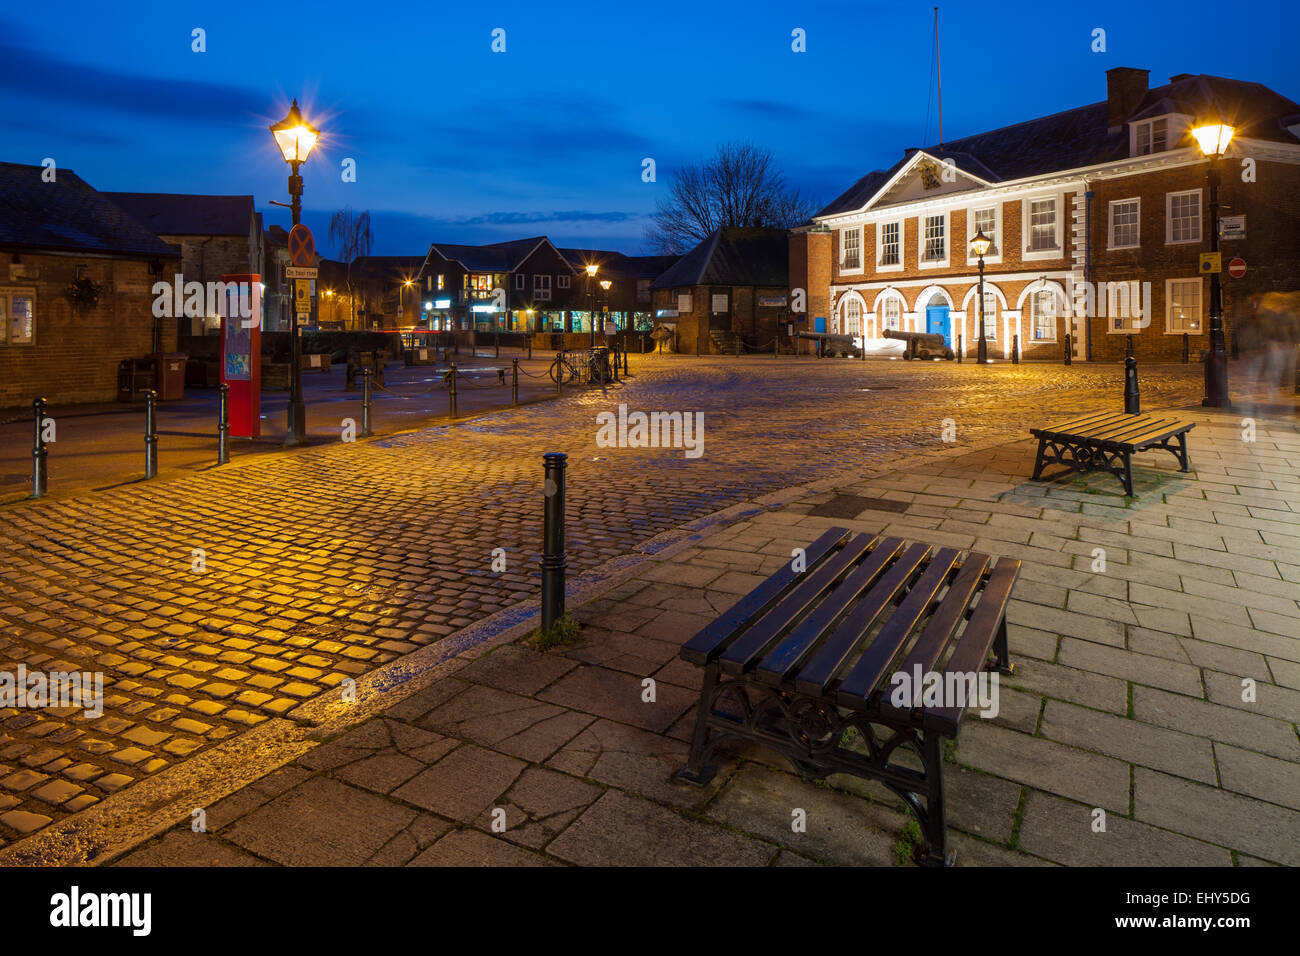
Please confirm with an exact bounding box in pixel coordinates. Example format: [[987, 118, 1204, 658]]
[[438, 366, 507, 385], [1030, 411, 1193, 497], [677, 527, 1020, 866]]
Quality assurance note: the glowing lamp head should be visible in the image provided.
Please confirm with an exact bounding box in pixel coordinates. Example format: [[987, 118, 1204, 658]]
[[424, 301, 433, 310], [585, 264, 599, 277], [599, 280, 611, 290], [270, 100, 320, 164], [969, 228, 993, 259], [1191, 123, 1234, 158]]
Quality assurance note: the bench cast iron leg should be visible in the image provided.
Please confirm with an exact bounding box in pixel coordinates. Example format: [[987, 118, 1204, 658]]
[[1175, 432, 1191, 472], [677, 662, 720, 787], [991, 618, 1013, 675], [1122, 451, 1135, 498], [921, 732, 955, 867], [1031, 438, 1048, 481]]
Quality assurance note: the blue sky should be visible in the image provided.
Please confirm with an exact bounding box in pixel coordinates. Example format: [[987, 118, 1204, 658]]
[[2, 0, 1295, 256]]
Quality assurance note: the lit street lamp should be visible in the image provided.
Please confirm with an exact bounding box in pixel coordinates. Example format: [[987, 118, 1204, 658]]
[[268, 99, 320, 445], [400, 278, 413, 326], [969, 228, 993, 364], [599, 279, 612, 343], [1192, 121, 1235, 408], [585, 263, 599, 348]]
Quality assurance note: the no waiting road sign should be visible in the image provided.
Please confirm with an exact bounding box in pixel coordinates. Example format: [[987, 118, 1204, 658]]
[[1228, 257, 1247, 279], [288, 224, 316, 267]]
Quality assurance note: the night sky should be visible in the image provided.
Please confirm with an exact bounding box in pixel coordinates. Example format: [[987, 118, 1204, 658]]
[[2, 0, 1295, 256]]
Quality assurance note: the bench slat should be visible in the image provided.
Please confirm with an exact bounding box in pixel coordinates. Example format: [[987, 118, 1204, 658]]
[[754, 538, 905, 686], [679, 527, 849, 665], [717, 533, 878, 675], [1034, 411, 1129, 436], [794, 542, 932, 697], [1082, 417, 1184, 445], [926, 557, 1021, 735], [832, 547, 961, 708], [885, 553, 991, 686]]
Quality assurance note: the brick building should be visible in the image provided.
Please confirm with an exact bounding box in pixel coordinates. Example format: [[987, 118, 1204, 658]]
[[103, 192, 263, 337], [559, 249, 678, 333], [0, 163, 180, 408], [796, 69, 1300, 362], [649, 227, 790, 354]]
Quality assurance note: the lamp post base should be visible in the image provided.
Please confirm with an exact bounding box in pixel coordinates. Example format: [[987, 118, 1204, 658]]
[[285, 400, 307, 446]]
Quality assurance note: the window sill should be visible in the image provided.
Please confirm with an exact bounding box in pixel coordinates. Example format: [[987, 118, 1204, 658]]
[[1165, 238, 1202, 246], [918, 260, 949, 270], [1106, 244, 1140, 252], [875, 263, 904, 273], [1022, 248, 1063, 261]]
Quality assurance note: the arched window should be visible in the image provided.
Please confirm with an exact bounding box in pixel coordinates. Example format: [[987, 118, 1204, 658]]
[[843, 297, 862, 336], [881, 296, 902, 331]]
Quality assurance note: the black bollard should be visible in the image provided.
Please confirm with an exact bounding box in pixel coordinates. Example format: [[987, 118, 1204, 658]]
[[1064, 333, 1072, 366], [1012, 334, 1020, 365], [555, 352, 563, 397], [527, 333, 533, 361], [31, 397, 47, 499], [144, 389, 158, 479], [448, 363, 458, 419], [622, 342, 630, 376], [361, 369, 373, 437], [1182, 332, 1190, 364], [494, 329, 500, 359], [540, 452, 567, 632], [512, 358, 519, 406], [958, 334, 963, 363], [217, 383, 230, 464], [1124, 337, 1140, 414]]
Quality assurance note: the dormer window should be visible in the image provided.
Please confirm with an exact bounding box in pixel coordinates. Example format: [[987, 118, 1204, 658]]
[[1133, 117, 1169, 155]]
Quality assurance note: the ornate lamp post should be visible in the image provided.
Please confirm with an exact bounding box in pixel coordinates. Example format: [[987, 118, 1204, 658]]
[[969, 228, 993, 364], [585, 264, 599, 348], [268, 99, 320, 445], [1192, 121, 1235, 408]]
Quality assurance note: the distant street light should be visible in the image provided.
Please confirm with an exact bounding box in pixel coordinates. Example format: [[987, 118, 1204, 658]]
[[268, 99, 320, 445], [585, 263, 599, 348], [1193, 121, 1235, 408], [599, 279, 612, 344], [969, 228, 993, 364]]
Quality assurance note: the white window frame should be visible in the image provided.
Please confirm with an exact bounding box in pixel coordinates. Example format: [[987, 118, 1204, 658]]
[[1022, 193, 1064, 261], [557, 275, 570, 289], [1165, 189, 1202, 245], [1107, 198, 1141, 250], [876, 220, 903, 272], [965, 204, 1002, 264], [840, 226, 863, 274], [1131, 117, 1170, 156], [0, 289, 36, 346], [918, 211, 949, 268], [1165, 277, 1204, 334], [514, 273, 525, 290], [1028, 289, 1058, 342], [974, 290, 997, 341], [533, 274, 551, 301], [880, 295, 903, 332], [841, 297, 862, 336], [678, 293, 692, 313]]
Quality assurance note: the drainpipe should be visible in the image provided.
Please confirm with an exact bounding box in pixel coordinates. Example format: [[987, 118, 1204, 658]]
[[1083, 186, 1094, 362]]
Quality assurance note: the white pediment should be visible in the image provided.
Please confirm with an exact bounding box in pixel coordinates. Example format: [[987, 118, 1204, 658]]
[[870, 152, 990, 208]]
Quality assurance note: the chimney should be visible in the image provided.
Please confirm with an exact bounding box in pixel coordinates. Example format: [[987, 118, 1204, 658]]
[[1106, 67, 1150, 130]]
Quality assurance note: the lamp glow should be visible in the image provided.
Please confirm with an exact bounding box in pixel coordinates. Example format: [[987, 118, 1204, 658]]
[[969, 228, 993, 258], [1191, 123, 1234, 158], [270, 100, 319, 164]]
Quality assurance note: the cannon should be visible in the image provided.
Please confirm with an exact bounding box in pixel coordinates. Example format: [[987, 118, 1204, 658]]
[[796, 331, 862, 358], [883, 328, 955, 361]]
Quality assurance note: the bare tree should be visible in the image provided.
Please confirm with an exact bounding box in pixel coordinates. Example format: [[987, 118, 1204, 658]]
[[645, 142, 817, 254], [328, 207, 373, 328]]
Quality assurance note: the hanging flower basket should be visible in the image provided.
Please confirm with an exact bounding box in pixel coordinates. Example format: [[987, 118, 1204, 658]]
[[67, 276, 103, 313]]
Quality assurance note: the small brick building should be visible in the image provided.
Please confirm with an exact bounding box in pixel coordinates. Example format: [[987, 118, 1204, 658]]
[[649, 227, 790, 354], [0, 163, 180, 409], [794, 68, 1300, 362]]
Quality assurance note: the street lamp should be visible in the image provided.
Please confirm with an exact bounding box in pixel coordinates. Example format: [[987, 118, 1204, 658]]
[[269, 99, 320, 446], [585, 263, 599, 348], [400, 278, 413, 327], [1192, 121, 1235, 408], [969, 228, 993, 364]]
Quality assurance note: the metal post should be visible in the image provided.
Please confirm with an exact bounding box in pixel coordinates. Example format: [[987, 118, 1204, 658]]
[[1182, 332, 1190, 364], [144, 389, 158, 479], [527, 332, 533, 361], [622, 341, 629, 376], [494, 328, 500, 359], [977, 254, 989, 364], [1124, 336, 1140, 414], [512, 358, 519, 406], [361, 369, 373, 437], [448, 363, 458, 419], [1012, 333, 1020, 364], [217, 383, 230, 464], [31, 397, 47, 499], [1064, 333, 1072, 366], [957, 334, 963, 363], [541, 452, 567, 632], [1203, 155, 1230, 407], [286, 159, 307, 446], [555, 352, 563, 396]]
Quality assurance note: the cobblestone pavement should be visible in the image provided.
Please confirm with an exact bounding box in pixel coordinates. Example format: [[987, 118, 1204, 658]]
[[110, 394, 1299, 867], [0, 354, 1284, 850]]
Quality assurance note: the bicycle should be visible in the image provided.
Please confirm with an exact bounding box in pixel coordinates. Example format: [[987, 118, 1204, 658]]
[[549, 348, 612, 386]]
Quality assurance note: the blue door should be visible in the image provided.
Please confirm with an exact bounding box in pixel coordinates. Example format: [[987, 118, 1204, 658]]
[[814, 316, 827, 334], [926, 305, 950, 345]]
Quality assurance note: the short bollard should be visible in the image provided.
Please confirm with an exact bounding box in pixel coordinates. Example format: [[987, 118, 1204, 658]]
[[1064, 334, 1072, 366], [217, 383, 230, 464], [540, 452, 567, 632], [1124, 337, 1140, 414], [527, 335, 533, 361], [448, 363, 458, 419], [1182, 332, 1190, 364], [622, 343, 630, 376], [957, 334, 963, 363], [361, 369, 373, 437], [555, 352, 563, 396], [144, 389, 158, 479], [1012, 334, 1020, 364], [612, 343, 620, 382], [31, 397, 48, 499], [494, 330, 500, 360], [511, 358, 519, 406]]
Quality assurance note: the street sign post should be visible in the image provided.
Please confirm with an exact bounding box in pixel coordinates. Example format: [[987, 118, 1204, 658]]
[[1199, 252, 1222, 275], [285, 266, 318, 279]]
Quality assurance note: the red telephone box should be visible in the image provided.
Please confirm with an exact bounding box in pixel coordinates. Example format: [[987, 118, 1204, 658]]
[[219, 273, 262, 438]]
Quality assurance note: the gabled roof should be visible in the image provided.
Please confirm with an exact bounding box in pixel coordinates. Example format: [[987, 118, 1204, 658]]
[[0, 162, 180, 259], [649, 227, 788, 290], [102, 192, 256, 237], [426, 236, 547, 273], [558, 248, 679, 279], [816, 73, 1300, 218]]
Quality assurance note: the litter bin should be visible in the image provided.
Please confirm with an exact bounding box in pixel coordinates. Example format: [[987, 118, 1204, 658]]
[[117, 357, 156, 402], [153, 352, 187, 400]]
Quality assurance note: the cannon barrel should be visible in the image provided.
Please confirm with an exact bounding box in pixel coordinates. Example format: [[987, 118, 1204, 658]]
[[883, 328, 946, 346]]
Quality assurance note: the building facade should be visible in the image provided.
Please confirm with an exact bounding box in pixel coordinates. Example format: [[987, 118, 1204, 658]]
[[797, 69, 1300, 362]]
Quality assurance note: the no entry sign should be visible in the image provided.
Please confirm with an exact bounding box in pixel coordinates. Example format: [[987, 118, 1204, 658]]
[[1228, 257, 1247, 278], [288, 224, 316, 267]]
